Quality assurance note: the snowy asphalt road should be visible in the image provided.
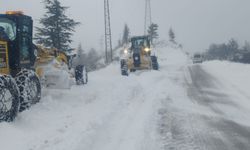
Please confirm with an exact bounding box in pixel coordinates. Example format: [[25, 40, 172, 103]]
[[184, 64, 250, 150]]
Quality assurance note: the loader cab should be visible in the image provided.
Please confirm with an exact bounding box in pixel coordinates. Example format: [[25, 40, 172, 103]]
[[130, 36, 151, 54], [0, 11, 35, 76]]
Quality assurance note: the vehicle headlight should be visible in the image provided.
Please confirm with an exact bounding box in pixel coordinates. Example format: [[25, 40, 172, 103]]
[[124, 49, 128, 54], [144, 48, 150, 52]]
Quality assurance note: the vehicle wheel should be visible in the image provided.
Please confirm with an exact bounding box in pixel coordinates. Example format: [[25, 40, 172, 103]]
[[120, 59, 128, 76], [0, 75, 20, 122], [151, 56, 159, 70], [121, 69, 128, 76], [75, 65, 86, 85], [15, 69, 41, 112]]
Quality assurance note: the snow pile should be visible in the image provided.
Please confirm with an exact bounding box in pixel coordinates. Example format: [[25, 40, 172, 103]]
[[38, 59, 74, 89]]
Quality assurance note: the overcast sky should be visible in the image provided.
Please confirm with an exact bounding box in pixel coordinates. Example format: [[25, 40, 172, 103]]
[[1, 0, 250, 53]]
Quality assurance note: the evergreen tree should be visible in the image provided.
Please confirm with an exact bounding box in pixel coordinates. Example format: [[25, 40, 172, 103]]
[[205, 39, 240, 60], [147, 23, 159, 44], [227, 38, 239, 60], [243, 41, 250, 51], [227, 38, 239, 51], [168, 28, 175, 43], [35, 0, 80, 51], [122, 24, 130, 45]]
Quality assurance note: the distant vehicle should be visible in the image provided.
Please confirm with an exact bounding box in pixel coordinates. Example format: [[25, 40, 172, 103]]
[[193, 53, 203, 63]]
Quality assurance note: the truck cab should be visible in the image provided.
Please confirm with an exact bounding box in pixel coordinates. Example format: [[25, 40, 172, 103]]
[[0, 11, 35, 76]]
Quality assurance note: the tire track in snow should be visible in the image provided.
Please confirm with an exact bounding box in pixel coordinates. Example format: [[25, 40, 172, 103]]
[[158, 97, 200, 150]]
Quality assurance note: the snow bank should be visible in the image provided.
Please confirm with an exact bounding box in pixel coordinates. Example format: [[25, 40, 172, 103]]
[[202, 60, 250, 99], [202, 60, 250, 125], [203, 61, 250, 91]]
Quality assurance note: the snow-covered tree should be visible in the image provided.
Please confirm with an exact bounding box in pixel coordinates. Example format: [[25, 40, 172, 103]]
[[168, 28, 176, 43], [147, 23, 159, 45], [227, 38, 239, 60], [35, 0, 80, 51], [205, 38, 240, 60], [122, 24, 130, 45], [242, 41, 250, 51]]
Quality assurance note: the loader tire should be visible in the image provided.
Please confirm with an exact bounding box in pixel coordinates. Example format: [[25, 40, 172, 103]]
[[0, 75, 20, 122], [75, 65, 88, 85], [151, 56, 159, 70], [121, 70, 128, 76], [120, 59, 128, 76], [15, 69, 41, 112]]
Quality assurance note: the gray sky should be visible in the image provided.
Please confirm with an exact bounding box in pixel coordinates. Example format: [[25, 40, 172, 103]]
[[1, 0, 250, 53]]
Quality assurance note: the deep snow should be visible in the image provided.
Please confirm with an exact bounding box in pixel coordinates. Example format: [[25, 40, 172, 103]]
[[1, 46, 250, 150]]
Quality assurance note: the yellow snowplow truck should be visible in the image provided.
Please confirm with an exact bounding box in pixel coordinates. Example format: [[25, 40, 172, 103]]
[[0, 11, 41, 121], [120, 35, 159, 76]]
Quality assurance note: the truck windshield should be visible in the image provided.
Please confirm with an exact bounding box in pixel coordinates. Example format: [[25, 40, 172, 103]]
[[0, 18, 16, 41], [132, 38, 148, 48]]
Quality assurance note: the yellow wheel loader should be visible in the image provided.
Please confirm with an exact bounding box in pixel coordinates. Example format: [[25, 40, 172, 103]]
[[0, 11, 41, 121], [0, 11, 84, 122], [120, 36, 159, 76]]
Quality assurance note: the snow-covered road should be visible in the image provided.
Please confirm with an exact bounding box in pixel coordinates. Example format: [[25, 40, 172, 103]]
[[182, 64, 250, 149], [1, 47, 250, 150]]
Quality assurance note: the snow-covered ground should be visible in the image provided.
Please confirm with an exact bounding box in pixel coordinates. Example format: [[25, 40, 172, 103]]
[[1, 46, 250, 150]]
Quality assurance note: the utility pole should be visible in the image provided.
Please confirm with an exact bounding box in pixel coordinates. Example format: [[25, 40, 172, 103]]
[[144, 0, 152, 35], [104, 0, 113, 63]]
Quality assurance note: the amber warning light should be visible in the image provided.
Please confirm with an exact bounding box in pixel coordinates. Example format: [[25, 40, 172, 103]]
[[5, 11, 23, 15]]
